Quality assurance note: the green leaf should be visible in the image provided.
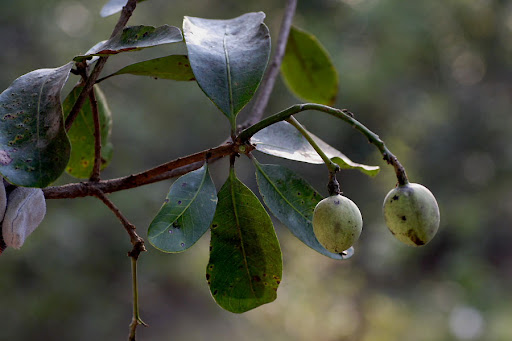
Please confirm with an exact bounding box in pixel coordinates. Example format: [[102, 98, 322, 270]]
[[254, 160, 353, 259], [148, 164, 217, 253], [100, 0, 148, 18], [251, 121, 380, 176], [183, 12, 271, 126], [207, 168, 282, 313], [0, 63, 73, 187], [281, 26, 339, 105], [74, 25, 183, 61], [108, 55, 195, 81], [62, 85, 113, 179]]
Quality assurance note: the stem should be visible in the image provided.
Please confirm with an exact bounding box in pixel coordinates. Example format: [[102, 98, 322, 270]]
[[247, 0, 297, 126], [89, 88, 102, 182], [128, 257, 147, 341], [286, 116, 339, 173], [65, 0, 138, 131], [90, 187, 147, 340], [43, 143, 238, 199], [237, 103, 409, 185]]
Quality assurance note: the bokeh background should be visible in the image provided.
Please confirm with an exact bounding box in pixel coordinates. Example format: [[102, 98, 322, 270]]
[[1, 0, 511, 340]]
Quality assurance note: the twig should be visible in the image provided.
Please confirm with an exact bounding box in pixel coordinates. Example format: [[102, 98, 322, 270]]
[[128, 257, 147, 341], [89, 89, 102, 182], [90, 187, 144, 251], [237, 103, 408, 185], [43, 142, 244, 199], [65, 0, 138, 131], [246, 0, 297, 126], [89, 186, 147, 340]]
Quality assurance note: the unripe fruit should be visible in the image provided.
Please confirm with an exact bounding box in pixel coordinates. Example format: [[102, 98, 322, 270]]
[[313, 195, 363, 253], [383, 183, 440, 246]]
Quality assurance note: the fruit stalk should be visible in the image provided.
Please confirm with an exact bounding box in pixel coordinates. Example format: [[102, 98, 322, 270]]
[[237, 103, 409, 185]]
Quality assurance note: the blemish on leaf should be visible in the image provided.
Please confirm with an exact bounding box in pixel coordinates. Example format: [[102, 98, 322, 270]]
[[206, 274, 210, 280], [252, 275, 261, 282], [401, 216, 407, 221], [0, 150, 12, 165]]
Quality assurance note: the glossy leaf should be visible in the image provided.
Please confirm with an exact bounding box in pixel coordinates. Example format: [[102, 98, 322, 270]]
[[62, 85, 113, 179], [207, 169, 282, 313], [254, 161, 353, 259], [0, 63, 72, 187], [183, 12, 270, 126], [251, 121, 380, 176], [108, 55, 195, 81], [74, 25, 183, 61], [148, 164, 217, 253], [100, 0, 148, 18], [281, 26, 339, 105]]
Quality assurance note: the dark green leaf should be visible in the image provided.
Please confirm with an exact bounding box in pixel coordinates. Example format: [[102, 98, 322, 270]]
[[281, 26, 339, 105], [207, 169, 282, 313], [148, 164, 217, 253], [62, 85, 113, 179], [108, 55, 195, 81], [251, 121, 380, 176], [183, 12, 270, 126], [100, 0, 148, 18], [0, 63, 72, 187], [254, 160, 353, 259], [74, 25, 182, 61]]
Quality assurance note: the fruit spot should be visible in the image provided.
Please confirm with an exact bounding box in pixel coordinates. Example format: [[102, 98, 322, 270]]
[[407, 229, 425, 246]]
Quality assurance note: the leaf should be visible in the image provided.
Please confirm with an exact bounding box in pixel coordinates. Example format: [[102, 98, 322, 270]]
[[100, 0, 148, 18], [254, 161, 353, 259], [183, 12, 271, 126], [207, 168, 282, 313], [251, 121, 380, 176], [148, 164, 217, 253], [108, 55, 195, 81], [62, 85, 113, 179], [281, 26, 339, 105], [74, 25, 183, 61], [0, 63, 73, 187]]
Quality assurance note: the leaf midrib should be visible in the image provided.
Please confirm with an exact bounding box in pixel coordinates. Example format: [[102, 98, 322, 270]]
[[229, 172, 256, 297], [255, 162, 313, 224], [150, 165, 208, 239]]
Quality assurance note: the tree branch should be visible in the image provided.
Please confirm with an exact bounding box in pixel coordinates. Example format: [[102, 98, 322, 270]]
[[65, 0, 138, 131], [43, 142, 245, 199], [246, 0, 297, 126]]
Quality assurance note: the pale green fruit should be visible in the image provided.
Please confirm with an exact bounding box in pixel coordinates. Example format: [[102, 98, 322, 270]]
[[383, 183, 440, 246], [313, 195, 363, 253]]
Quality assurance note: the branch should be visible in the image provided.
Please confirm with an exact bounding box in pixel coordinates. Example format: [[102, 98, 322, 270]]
[[246, 0, 297, 126], [88, 186, 147, 340], [65, 0, 138, 131], [91, 187, 145, 253], [237, 103, 409, 185], [89, 89, 102, 182], [43, 142, 244, 199]]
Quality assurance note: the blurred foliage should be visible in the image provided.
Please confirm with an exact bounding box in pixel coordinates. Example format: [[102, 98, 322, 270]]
[[1, 0, 512, 340]]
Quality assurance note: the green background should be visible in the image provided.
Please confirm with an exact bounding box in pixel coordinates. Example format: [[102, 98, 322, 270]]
[[1, 0, 511, 340]]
